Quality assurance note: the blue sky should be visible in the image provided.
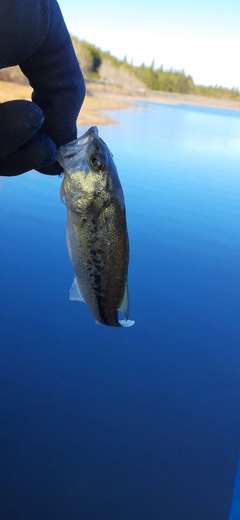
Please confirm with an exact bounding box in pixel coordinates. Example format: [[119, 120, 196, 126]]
[[58, 0, 240, 89]]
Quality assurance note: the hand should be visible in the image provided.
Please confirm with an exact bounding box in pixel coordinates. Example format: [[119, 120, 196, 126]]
[[0, 100, 58, 176], [0, 0, 85, 176]]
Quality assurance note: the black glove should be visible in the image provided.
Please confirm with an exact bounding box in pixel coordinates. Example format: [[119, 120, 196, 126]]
[[0, 100, 58, 175], [0, 0, 85, 176]]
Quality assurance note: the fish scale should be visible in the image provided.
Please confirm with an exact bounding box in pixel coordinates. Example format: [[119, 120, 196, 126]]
[[58, 126, 134, 327]]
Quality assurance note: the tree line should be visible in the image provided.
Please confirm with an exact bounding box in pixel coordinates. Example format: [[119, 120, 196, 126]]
[[71, 36, 240, 101]]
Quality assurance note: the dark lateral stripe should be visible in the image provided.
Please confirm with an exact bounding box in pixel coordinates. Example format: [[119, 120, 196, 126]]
[[95, 293, 112, 325], [95, 286, 119, 326]]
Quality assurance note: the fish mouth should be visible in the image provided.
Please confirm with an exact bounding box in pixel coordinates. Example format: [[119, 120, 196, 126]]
[[57, 127, 100, 170], [80, 126, 99, 144]]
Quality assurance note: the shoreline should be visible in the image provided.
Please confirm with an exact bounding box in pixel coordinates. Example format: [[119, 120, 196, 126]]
[[1, 80, 240, 128], [78, 84, 240, 125], [137, 89, 240, 111]]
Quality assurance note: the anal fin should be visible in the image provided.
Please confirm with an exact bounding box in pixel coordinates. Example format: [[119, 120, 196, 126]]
[[119, 282, 129, 320], [69, 277, 85, 302], [118, 282, 135, 327]]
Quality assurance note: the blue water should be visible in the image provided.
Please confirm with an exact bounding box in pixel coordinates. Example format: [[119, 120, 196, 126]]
[[0, 101, 240, 520]]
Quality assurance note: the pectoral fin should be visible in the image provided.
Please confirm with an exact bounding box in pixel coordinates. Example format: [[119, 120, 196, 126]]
[[60, 181, 66, 205], [66, 223, 73, 262], [69, 277, 85, 302]]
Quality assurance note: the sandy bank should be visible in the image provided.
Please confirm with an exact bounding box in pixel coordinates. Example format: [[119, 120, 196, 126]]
[[85, 82, 240, 115], [137, 88, 240, 111], [77, 91, 130, 125], [1, 80, 240, 130], [0, 80, 130, 126]]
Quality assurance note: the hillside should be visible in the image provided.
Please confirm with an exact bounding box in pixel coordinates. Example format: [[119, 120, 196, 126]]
[[70, 37, 240, 102], [1, 36, 240, 120], [1, 37, 239, 103]]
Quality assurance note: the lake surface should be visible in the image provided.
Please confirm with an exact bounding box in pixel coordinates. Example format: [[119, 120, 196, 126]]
[[0, 101, 240, 520]]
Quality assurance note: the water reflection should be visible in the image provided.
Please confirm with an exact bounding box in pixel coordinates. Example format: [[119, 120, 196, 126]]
[[0, 102, 240, 520]]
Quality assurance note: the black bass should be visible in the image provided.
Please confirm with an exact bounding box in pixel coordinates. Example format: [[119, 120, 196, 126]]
[[57, 126, 134, 328]]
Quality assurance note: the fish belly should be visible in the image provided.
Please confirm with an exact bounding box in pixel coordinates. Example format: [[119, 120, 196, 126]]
[[66, 201, 129, 326]]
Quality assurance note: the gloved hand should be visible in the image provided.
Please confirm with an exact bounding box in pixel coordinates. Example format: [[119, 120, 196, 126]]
[[0, 0, 85, 176], [0, 100, 58, 175]]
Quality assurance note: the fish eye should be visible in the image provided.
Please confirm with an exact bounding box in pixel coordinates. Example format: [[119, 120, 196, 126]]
[[89, 154, 105, 172]]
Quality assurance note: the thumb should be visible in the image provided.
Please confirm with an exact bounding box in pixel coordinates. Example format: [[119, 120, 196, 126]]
[[0, 131, 57, 177], [0, 100, 44, 156]]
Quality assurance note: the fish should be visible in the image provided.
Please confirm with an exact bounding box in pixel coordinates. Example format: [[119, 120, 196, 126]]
[[57, 126, 134, 328]]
